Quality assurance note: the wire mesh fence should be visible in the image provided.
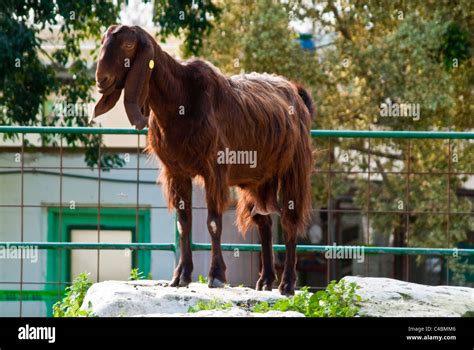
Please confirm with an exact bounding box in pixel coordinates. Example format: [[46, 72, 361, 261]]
[[0, 126, 473, 316]]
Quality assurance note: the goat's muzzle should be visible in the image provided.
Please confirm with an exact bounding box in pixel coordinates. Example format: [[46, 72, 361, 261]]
[[97, 77, 116, 95]]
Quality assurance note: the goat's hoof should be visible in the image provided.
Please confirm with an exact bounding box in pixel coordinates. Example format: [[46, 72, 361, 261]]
[[256, 275, 276, 291], [256, 282, 273, 291], [208, 278, 226, 288], [170, 262, 193, 287], [278, 282, 295, 296], [170, 275, 191, 287]]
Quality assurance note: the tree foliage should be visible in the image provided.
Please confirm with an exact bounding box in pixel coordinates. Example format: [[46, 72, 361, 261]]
[[298, 0, 474, 254], [200, 0, 474, 280], [153, 0, 221, 57], [0, 0, 124, 168], [201, 0, 321, 85]]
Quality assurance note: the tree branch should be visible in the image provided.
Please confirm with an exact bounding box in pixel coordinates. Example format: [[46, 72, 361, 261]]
[[327, 0, 352, 41]]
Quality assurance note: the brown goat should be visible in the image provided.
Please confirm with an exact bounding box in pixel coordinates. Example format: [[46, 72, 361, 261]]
[[93, 25, 314, 295]]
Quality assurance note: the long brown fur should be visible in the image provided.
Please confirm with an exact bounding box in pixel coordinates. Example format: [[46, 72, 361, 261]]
[[145, 62, 314, 236], [94, 25, 314, 294]]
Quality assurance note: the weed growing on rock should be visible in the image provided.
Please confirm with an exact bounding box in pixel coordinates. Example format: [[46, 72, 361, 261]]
[[252, 280, 361, 317], [129, 268, 144, 280], [197, 275, 208, 284], [188, 298, 233, 313], [129, 268, 152, 281], [53, 272, 93, 317]]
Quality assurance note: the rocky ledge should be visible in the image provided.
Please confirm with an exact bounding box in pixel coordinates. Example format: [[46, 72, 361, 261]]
[[81, 277, 474, 317]]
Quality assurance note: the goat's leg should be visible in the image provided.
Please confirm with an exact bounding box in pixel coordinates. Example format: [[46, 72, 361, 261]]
[[279, 192, 299, 296], [278, 232, 297, 296], [203, 167, 228, 288], [169, 178, 193, 287], [253, 214, 277, 291], [207, 209, 227, 288]]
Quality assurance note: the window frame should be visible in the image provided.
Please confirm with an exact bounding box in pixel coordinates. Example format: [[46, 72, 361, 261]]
[[44, 207, 151, 316]]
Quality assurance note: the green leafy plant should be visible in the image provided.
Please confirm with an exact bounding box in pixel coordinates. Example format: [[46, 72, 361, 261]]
[[53, 272, 93, 317], [188, 298, 233, 313], [197, 275, 208, 284], [308, 280, 361, 317], [252, 280, 361, 317], [129, 268, 144, 281], [251, 301, 271, 313], [129, 268, 153, 281], [255, 286, 313, 315]]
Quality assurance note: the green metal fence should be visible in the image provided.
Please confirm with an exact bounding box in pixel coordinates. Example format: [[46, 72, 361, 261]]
[[0, 126, 473, 257], [0, 126, 473, 316]]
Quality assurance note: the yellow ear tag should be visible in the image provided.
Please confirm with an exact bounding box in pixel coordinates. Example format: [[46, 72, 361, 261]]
[[149, 59, 154, 69]]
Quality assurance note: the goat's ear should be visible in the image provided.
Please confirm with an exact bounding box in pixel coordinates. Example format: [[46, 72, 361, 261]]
[[123, 28, 154, 130], [141, 98, 151, 118], [90, 89, 122, 124]]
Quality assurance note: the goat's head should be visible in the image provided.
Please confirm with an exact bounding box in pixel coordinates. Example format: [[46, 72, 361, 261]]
[[92, 25, 154, 130]]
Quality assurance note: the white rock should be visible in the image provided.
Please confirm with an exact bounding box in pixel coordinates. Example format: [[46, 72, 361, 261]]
[[342, 276, 474, 317], [81, 280, 290, 317], [135, 307, 304, 317], [82, 276, 474, 317]]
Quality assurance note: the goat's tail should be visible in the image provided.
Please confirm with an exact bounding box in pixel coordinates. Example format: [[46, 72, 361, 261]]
[[279, 129, 313, 237], [296, 84, 315, 118]]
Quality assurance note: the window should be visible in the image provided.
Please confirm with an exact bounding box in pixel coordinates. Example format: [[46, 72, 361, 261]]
[[44, 207, 151, 316]]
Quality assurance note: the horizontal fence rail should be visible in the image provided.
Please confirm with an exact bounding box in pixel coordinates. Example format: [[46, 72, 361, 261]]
[[1, 242, 473, 256], [1, 126, 473, 138]]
